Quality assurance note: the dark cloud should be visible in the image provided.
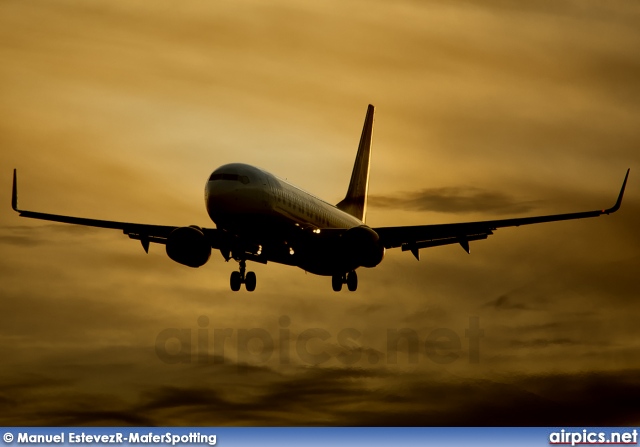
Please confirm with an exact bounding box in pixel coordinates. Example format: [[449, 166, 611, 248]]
[[508, 337, 577, 348], [369, 187, 539, 214], [346, 304, 384, 316], [0, 224, 102, 247], [483, 294, 533, 311], [403, 306, 450, 324], [0, 235, 43, 246], [350, 369, 640, 426], [2, 357, 640, 426]]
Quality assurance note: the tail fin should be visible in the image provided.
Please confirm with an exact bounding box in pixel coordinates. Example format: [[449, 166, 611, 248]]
[[336, 104, 374, 222]]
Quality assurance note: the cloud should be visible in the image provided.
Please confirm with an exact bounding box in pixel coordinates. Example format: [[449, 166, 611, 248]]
[[508, 338, 577, 348], [369, 187, 539, 214], [0, 225, 103, 248], [2, 354, 640, 426], [402, 306, 450, 324], [483, 294, 533, 311], [0, 235, 44, 247], [345, 304, 384, 316]]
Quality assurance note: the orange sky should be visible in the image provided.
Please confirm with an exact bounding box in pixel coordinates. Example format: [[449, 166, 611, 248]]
[[1, 0, 639, 425]]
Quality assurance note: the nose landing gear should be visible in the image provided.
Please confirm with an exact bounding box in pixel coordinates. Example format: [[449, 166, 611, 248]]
[[230, 259, 256, 292], [331, 270, 358, 292]]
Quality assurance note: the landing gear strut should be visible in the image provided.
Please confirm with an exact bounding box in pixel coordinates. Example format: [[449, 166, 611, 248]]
[[331, 270, 358, 292], [230, 259, 256, 292]]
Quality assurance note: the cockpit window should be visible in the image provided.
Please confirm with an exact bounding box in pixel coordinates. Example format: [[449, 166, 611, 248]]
[[209, 173, 250, 184]]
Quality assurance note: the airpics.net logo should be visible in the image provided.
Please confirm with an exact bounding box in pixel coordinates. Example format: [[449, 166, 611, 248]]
[[154, 315, 484, 369], [549, 429, 638, 446]]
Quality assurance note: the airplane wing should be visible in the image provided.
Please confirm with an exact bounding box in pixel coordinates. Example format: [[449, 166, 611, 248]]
[[10, 169, 221, 253], [373, 169, 630, 260]]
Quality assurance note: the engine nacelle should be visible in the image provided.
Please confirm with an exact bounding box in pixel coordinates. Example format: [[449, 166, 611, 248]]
[[340, 225, 385, 268], [166, 226, 211, 268]]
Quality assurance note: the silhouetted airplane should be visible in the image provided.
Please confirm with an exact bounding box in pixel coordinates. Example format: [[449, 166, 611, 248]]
[[12, 105, 629, 292]]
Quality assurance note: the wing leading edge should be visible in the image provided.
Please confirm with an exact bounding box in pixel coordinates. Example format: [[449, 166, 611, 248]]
[[373, 169, 630, 260]]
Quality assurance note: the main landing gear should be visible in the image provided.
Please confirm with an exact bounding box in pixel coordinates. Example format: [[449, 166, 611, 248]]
[[230, 259, 256, 292], [332, 270, 358, 292]]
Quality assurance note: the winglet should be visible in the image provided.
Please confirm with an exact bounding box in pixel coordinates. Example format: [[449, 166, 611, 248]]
[[604, 168, 630, 215], [12, 169, 19, 212]]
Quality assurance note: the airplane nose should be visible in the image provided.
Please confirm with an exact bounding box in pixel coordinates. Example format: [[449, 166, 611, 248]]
[[205, 181, 268, 221], [206, 181, 239, 212]]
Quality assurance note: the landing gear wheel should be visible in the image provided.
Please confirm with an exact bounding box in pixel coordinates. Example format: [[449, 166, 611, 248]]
[[245, 271, 256, 292], [230, 271, 242, 291], [331, 275, 343, 292], [346, 271, 358, 291]]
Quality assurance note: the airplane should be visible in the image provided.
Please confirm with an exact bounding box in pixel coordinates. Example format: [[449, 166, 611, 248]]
[[11, 105, 629, 292]]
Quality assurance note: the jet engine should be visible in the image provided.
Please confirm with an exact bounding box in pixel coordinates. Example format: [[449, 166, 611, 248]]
[[165, 226, 211, 268], [340, 225, 385, 268]]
